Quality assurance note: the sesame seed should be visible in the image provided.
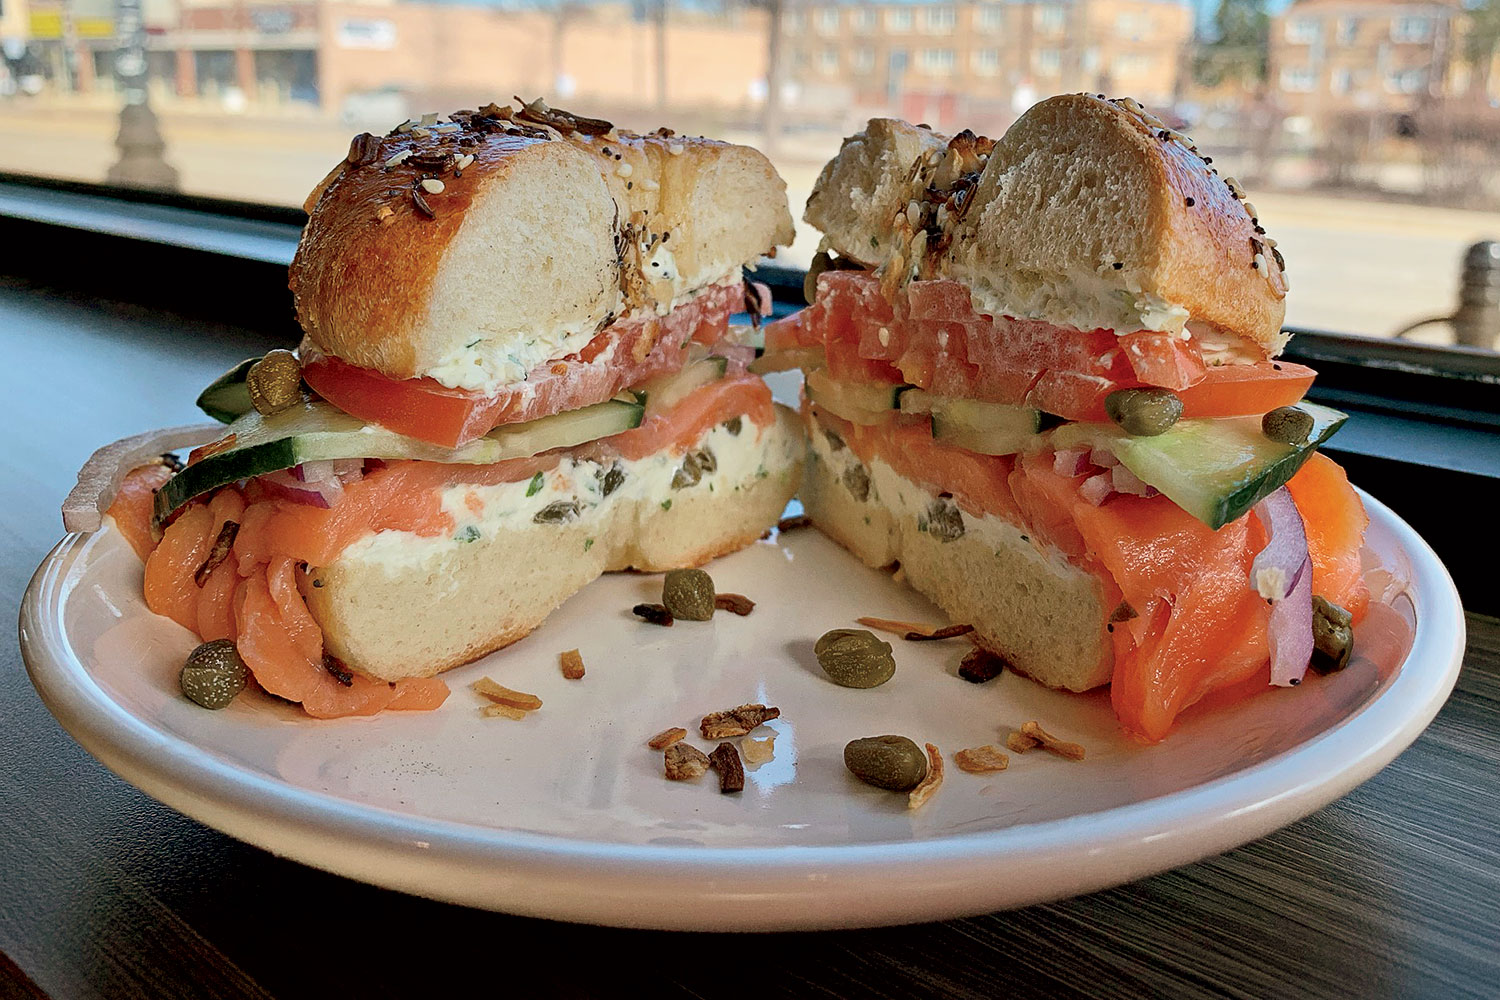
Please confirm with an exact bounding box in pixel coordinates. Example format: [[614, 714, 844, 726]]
[[878, 326, 891, 346], [1265, 236, 1277, 248], [616, 161, 633, 178], [667, 143, 685, 156], [456, 154, 475, 171], [642, 178, 660, 191], [385, 149, 412, 168], [1253, 255, 1266, 270], [411, 127, 431, 138], [1203, 156, 1213, 164], [1243, 202, 1258, 220], [1184, 196, 1195, 207], [420, 178, 445, 194], [420, 112, 439, 126], [906, 200, 922, 227], [1112, 262, 1123, 270]]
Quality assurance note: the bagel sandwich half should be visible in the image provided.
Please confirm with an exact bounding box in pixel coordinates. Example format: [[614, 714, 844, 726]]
[[764, 93, 1369, 741]]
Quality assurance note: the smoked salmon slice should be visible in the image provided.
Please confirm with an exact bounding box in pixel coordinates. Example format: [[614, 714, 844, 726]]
[[110, 374, 775, 719], [800, 409, 1369, 742]]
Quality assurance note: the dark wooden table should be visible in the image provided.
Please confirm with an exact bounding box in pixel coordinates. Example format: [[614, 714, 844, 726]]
[[3, 278, 1496, 1000]]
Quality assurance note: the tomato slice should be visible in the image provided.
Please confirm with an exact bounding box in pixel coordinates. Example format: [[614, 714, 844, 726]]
[[301, 283, 744, 447], [1178, 362, 1316, 419], [772, 272, 1315, 422]]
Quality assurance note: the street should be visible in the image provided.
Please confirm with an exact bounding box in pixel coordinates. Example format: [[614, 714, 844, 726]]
[[2, 100, 1492, 347]]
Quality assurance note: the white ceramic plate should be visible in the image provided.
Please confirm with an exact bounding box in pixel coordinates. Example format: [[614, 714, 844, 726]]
[[20, 490, 1463, 930]]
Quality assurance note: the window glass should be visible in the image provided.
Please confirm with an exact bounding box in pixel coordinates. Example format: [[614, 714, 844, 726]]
[[923, 7, 955, 35], [1, 0, 1496, 352]]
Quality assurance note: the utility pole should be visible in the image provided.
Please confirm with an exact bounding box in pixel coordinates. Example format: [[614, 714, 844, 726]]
[[656, 0, 668, 112], [763, 0, 784, 158], [106, 0, 179, 189]]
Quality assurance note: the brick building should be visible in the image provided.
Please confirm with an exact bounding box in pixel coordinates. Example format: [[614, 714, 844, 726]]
[[1268, 0, 1473, 116], [781, 0, 1193, 131], [12, 0, 772, 119]]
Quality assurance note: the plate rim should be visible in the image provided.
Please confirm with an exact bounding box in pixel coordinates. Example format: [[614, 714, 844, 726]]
[[18, 489, 1466, 929]]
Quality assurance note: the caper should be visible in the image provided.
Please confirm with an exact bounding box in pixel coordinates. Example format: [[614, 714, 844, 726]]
[[245, 349, 303, 416], [1310, 596, 1354, 673], [815, 628, 896, 688], [599, 463, 625, 497], [804, 251, 832, 305], [1104, 388, 1183, 437], [533, 500, 580, 524], [180, 639, 249, 710], [662, 568, 715, 621], [1262, 406, 1315, 445], [723, 416, 743, 436], [672, 453, 703, 490], [844, 735, 927, 791], [926, 497, 965, 541]]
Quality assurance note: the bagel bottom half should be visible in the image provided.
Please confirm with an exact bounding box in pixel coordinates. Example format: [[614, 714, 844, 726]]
[[307, 404, 803, 681], [799, 411, 1113, 692]]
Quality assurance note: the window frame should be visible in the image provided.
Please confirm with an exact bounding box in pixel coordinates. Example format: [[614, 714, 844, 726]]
[[2, 177, 1497, 610]]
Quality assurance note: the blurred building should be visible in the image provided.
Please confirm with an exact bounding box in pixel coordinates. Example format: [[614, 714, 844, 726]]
[[5, 0, 771, 120], [782, 0, 1193, 131], [1268, 0, 1476, 116]]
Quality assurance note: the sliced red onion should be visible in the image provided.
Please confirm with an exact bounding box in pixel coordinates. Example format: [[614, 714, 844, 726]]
[[291, 460, 333, 483], [331, 458, 366, 482], [1054, 447, 1092, 477], [1110, 464, 1158, 497], [1250, 487, 1315, 687], [260, 468, 344, 508], [1089, 447, 1120, 469], [62, 422, 221, 533], [1080, 473, 1114, 506]]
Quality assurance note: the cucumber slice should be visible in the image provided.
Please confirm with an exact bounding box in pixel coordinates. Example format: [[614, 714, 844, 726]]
[[633, 356, 728, 417], [155, 397, 644, 525], [1051, 402, 1348, 530], [195, 357, 259, 423], [899, 390, 1043, 455], [804, 368, 908, 424]]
